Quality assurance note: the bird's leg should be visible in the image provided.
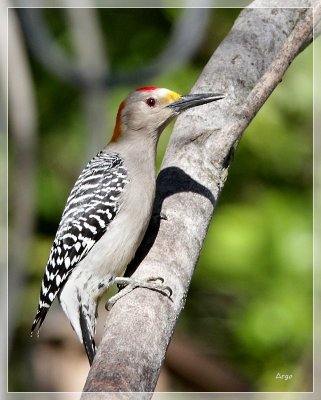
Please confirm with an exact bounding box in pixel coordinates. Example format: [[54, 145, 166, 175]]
[[105, 277, 172, 311]]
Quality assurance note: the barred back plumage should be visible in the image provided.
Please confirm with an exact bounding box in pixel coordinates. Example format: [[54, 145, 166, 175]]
[[31, 151, 129, 334]]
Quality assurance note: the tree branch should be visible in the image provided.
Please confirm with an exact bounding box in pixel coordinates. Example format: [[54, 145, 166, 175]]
[[63, 6, 110, 158], [82, 3, 319, 396], [17, 6, 210, 89]]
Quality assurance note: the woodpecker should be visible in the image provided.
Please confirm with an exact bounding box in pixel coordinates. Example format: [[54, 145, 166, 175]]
[[31, 86, 224, 365]]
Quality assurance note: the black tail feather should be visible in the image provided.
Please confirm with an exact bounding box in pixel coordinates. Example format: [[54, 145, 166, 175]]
[[31, 307, 49, 336], [79, 306, 96, 366]]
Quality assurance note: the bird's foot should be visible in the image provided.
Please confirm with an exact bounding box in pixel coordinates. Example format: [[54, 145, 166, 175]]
[[152, 211, 168, 221], [105, 277, 172, 311]]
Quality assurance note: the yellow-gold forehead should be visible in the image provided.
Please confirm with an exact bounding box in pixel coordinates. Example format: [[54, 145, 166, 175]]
[[156, 89, 181, 105], [165, 90, 181, 103]]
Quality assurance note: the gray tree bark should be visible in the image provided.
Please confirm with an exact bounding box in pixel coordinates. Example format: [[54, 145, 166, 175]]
[[82, 2, 320, 397]]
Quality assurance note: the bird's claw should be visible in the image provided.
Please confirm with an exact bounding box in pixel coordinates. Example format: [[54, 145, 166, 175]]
[[152, 212, 168, 221], [147, 276, 164, 284], [146, 277, 172, 298], [105, 276, 173, 311]]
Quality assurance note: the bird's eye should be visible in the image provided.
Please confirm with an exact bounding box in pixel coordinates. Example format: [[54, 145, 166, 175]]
[[146, 97, 156, 107]]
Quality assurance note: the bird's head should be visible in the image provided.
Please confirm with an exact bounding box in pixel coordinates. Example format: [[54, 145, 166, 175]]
[[110, 86, 224, 143]]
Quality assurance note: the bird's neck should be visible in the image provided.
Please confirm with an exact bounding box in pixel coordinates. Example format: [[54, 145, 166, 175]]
[[105, 132, 158, 173]]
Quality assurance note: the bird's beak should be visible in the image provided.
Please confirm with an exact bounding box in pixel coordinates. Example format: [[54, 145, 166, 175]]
[[167, 93, 225, 112]]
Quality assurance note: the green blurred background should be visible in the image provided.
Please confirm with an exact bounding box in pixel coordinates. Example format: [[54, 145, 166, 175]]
[[8, 7, 312, 393]]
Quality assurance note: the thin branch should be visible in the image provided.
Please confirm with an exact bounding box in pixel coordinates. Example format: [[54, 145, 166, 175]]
[[63, 6, 110, 158], [165, 335, 250, 391], [17, 6, 210, 89], [82, 3, 317, 396]]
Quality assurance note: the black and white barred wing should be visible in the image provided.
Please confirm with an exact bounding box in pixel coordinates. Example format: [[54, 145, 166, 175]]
[[31, 151, 128, 333]]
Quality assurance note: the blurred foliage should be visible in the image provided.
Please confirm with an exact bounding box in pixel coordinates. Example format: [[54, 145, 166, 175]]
[[9, 7, 312, 392]]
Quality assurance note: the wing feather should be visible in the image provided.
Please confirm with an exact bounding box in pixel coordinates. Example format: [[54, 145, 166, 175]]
[[31, 151, 129, 333]]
